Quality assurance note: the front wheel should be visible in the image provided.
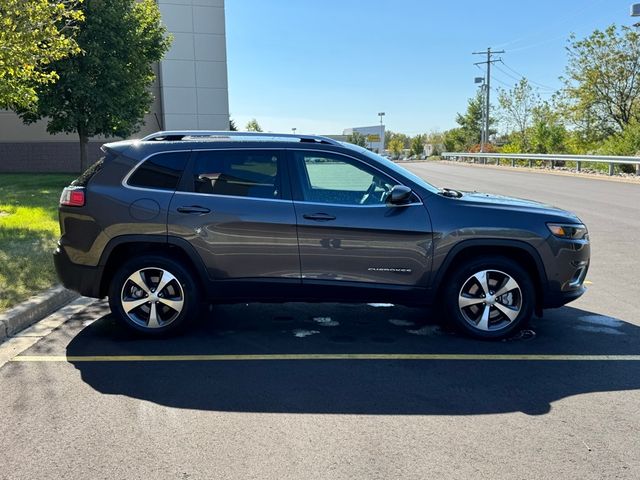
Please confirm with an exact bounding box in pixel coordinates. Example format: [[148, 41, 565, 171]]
[[443, 256, 535, 339], [108, 255, 199, 336]]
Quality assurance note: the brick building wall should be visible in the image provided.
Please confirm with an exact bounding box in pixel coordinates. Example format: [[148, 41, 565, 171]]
[[0, 142, 104, 173]]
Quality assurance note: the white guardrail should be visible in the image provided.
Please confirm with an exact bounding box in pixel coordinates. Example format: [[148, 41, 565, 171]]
[[441, 152, 640, 176]]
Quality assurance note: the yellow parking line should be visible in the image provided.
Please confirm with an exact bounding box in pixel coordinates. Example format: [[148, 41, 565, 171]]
[[584, 280, 593, 285], [10, 353, 640, 362]]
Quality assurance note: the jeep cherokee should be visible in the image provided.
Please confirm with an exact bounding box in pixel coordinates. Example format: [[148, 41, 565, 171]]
[[54, 131, 590, 339]]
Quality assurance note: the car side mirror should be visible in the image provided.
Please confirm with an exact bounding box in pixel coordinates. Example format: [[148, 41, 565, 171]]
[[388, 185, 413, 205]]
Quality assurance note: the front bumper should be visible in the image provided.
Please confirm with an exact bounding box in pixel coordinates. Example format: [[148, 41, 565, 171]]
[[541, 235, 590, 309], [543, 285, 587, 308], [53, 245, 103, 298]]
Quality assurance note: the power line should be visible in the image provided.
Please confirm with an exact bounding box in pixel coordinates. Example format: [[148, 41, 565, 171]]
[[498, 61, 558, 92], [494, 63, 555, 92], [491, 75, 514, 89], [493, 64, 524, 83]]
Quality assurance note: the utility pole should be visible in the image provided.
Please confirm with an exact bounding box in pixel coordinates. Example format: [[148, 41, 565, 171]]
[[473, 47, 504, 152], [631, 4, 640, 175], [378, 112, 385, 153]]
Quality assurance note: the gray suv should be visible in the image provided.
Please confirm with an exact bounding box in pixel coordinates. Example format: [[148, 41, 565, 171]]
[[54, 131, 590, 339]]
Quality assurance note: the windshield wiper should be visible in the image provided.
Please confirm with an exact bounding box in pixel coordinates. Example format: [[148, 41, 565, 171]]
[[440, 187, 463, 198]]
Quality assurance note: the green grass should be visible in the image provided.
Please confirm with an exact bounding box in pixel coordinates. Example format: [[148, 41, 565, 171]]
[[0, 173, 76, 312]]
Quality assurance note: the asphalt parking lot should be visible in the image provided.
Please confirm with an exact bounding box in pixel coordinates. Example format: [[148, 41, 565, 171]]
[[1, 162, 639, 479]]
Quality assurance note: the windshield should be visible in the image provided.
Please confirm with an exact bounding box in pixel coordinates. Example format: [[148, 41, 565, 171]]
[[341, 143, 440, 194]]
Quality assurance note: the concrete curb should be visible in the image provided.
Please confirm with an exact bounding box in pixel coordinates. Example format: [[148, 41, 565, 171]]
[[0, 285, 79, 341]]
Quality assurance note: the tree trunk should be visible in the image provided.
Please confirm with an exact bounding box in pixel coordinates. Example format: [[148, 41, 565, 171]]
[[79, 131, 89, 173]]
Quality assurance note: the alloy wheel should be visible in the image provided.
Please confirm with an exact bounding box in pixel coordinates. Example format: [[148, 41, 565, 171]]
[[457, 269, 522, 332], [120, 267, 185, 329]]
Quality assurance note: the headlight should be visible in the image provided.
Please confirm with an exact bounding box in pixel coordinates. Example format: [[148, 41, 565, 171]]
[[547, 223, 588, 240]]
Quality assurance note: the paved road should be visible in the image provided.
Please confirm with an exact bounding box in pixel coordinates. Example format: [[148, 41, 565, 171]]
[[1, 162, 639, 479]]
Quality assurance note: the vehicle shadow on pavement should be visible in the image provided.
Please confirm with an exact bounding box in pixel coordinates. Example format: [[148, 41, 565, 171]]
[[62, 302, 640, 416]]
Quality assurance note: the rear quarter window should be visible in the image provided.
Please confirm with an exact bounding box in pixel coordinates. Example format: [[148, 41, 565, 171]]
[[128, 151, 189, 190]]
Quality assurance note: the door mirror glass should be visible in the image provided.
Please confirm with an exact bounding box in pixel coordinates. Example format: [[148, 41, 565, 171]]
[[388, 185, 412, 205]]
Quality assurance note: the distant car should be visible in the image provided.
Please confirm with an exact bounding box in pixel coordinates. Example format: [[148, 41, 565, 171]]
[[55, 131, 590, 339]]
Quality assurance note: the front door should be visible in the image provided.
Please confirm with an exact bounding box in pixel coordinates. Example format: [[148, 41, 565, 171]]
[[289, 150, 433, 287], [168, 148, 300, 281]]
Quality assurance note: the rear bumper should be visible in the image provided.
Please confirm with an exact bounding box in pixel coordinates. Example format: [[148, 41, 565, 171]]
[[53, 245, 103, 298]]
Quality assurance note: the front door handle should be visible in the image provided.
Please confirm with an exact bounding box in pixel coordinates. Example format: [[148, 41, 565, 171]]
[[303, 213, 336, 221], [177, 205, 211, 215]]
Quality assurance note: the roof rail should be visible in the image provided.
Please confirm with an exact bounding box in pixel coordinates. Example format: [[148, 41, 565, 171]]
[[140, 130, 342, 146]]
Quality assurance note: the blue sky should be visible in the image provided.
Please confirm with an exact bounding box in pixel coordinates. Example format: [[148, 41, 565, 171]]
[[226, 0, 630, 135]]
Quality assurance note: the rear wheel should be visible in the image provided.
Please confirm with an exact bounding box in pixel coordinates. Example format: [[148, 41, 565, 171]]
[[443, 256, 535, 339], [108, 255, 199, 336]]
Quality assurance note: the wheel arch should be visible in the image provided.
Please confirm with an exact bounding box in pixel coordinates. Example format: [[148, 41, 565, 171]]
[[98, 235, 210, 298], [433, 239, 548, 314]]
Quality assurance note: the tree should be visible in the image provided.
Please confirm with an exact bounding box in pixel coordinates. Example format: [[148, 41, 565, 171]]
[[19, 0, 171, 171], [498, 78, 539, 151], [599, 122, 640, 155], [442, 128, 467, 152], [597, 121, 640, 172], [229, 118, 238, 131], [0, 0, 83, 110], [346, 131, 367, 147], [453, 90, 495, 149], [410, 134, 424, 157], [561, 24, 640, 136], [529, 102, 568, 154], [388, 137, 404, 158], [386, 131, 410, 149], [246, 119, 263, 132]]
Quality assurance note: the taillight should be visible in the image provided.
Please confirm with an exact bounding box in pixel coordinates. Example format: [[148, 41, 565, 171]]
[[60, 186, 85, 207]]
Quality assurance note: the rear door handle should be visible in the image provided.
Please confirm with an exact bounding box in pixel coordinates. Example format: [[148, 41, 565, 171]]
[[177, 205, 211, 215], [303, 213, 336, 221]]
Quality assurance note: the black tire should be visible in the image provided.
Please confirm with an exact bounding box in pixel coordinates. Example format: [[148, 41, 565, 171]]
[[443, 255, 535, 339], [108, 255, 199, 336]]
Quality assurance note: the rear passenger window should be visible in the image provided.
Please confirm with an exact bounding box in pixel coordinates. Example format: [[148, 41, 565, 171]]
[[192, 150, 281, 199], [128, 152, 189, 190]]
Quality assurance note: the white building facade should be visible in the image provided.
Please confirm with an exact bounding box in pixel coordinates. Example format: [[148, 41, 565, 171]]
[[157, 0, 229, 130], [342, 125, 385, 153]]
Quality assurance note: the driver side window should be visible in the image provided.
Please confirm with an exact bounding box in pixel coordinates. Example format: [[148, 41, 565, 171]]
[[294, 151, 395, 205]]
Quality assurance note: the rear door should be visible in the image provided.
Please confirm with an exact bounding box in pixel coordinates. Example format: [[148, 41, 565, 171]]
[[288, 149, 433, 287], [168, 148, 300, 281]]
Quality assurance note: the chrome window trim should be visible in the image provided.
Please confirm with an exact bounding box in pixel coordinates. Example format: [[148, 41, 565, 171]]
[[293, 200, 424, 208], [172, 190, 293, 204]]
